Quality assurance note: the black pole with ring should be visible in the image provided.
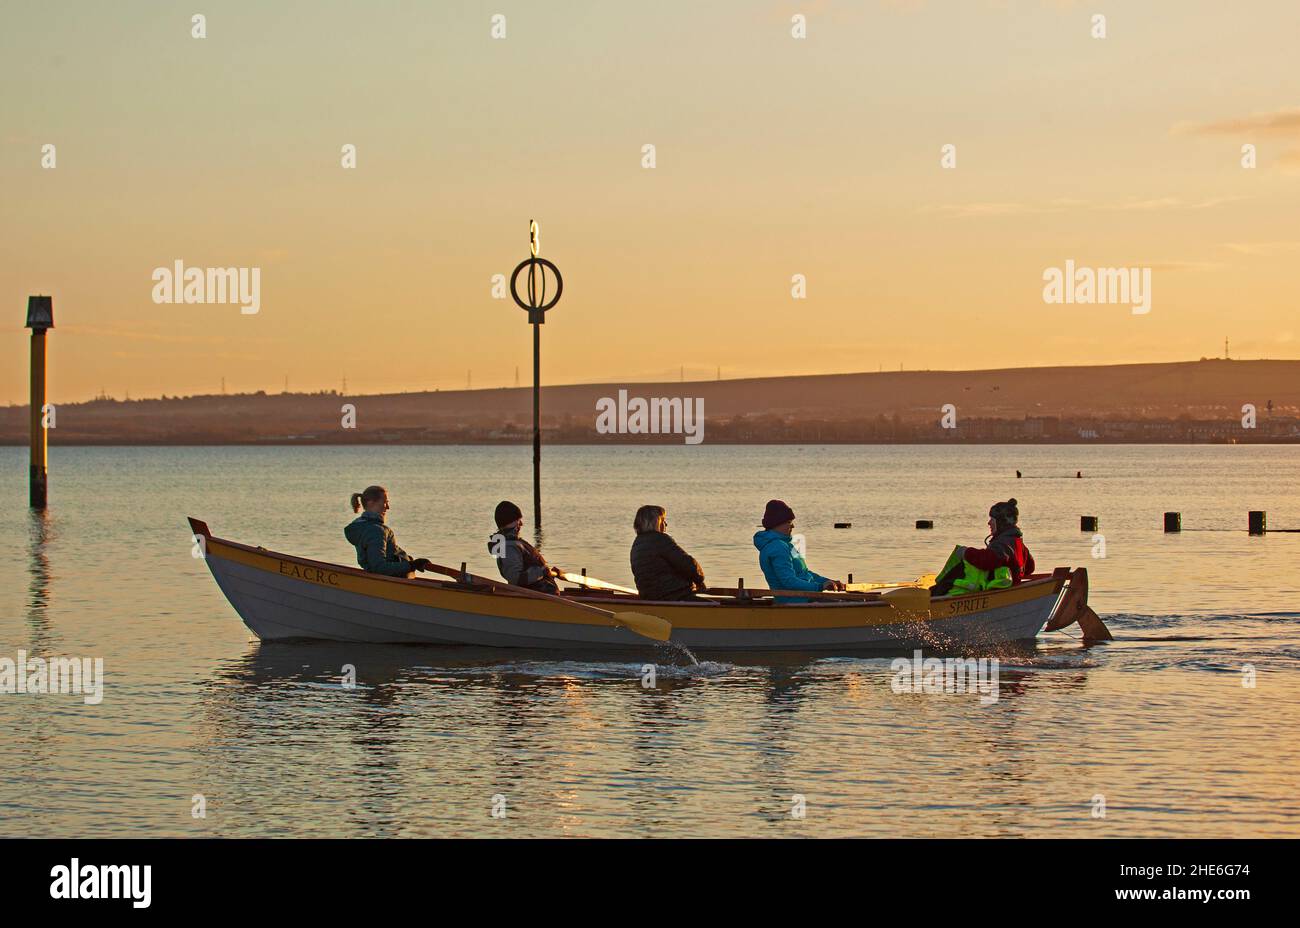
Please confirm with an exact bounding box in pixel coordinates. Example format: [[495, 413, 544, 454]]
[[510, 220, 563, 537]]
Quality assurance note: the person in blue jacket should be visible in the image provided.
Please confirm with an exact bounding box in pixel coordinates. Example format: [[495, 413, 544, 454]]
[[753, 500, 845, 603]]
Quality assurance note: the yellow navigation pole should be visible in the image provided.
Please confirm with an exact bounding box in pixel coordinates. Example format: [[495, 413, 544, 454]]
[[26, 295, 54, 508]]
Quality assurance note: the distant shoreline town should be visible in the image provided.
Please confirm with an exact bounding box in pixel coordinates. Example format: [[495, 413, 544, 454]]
[[0, 417, 1293, 445], [3, 358, 1298, 445]]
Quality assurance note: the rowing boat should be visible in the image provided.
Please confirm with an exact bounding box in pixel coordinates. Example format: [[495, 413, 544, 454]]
[[188, 517, 1093, 652]]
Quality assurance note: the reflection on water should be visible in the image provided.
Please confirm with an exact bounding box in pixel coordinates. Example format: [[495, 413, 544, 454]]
[[26, 508, 56, 652], [175, 623, 1298, 838], [1, 445, 1298, 837], [14, 509, 58, 786]]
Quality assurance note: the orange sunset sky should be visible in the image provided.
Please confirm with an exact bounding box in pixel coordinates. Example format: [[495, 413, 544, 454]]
[[3, 0, 1299, 404]]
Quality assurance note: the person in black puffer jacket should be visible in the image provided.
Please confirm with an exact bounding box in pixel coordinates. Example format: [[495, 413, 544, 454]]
[[629, 505, 706, 601]]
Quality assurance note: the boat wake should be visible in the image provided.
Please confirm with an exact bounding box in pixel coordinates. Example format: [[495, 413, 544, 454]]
[[1091, 611, 1300, 635]]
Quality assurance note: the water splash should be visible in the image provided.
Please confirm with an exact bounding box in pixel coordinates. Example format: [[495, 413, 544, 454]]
[[658, 639, 700, 666]]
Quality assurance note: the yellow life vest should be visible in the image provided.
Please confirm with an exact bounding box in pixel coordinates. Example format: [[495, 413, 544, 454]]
[[950, 561, 1013, 593]]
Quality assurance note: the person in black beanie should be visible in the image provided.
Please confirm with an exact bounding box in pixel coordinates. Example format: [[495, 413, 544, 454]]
[[488, 500, 561, 593], [753, 499, 844, 602]]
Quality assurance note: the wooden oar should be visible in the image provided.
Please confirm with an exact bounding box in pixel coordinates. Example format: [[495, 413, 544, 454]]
[[705, 585, 877, 601], [557, 571, 639, 595], [877, 586, 931, 615], [847, 574, 938, 593], [702, 584, 931, 615], [423, 562, 672, 643]]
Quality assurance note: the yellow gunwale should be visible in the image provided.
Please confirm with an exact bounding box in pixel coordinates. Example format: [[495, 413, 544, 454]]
[[192, 519, 1066, 632], [596, 579, 1062, 629]]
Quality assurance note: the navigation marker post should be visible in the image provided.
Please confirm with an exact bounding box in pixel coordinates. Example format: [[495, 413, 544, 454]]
[[26, 296, 54, 509], [509, 220, 563, 535]]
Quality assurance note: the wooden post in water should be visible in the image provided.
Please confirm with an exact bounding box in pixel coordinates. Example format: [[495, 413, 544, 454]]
[[26, 296, 54, 509]]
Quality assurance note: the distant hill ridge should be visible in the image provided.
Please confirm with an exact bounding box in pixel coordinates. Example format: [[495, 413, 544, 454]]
[[2, 359, 1298, 444]]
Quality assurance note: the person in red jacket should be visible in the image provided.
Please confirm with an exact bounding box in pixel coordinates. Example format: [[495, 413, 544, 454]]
[[966, 498, 1035, 579], [932, 498, 1036, 595]]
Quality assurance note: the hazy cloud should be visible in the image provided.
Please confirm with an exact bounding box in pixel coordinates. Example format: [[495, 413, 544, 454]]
[[921, 201, 1039, 217], [1174, 108, 1300, 170], [1144, 261, 1223, 272], [62, 326, 285, 347], [1276, 149, 1300, 172], [64, 326, 229, 345], [1110, 196, 1245, 212], [923, 196, 1245, 217], [1222, 242, 1300, 256], [1175, 107, 1300, 136], [110, 350, 270, 363]]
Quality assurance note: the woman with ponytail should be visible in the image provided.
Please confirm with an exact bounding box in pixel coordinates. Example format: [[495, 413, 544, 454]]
[[344, 485, 433, 577]]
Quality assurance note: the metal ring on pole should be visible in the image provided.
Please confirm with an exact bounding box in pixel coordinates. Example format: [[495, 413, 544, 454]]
[[510, 257, 563, 324]]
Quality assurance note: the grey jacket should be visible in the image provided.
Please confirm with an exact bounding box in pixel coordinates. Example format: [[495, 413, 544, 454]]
[[488, 526, 551, 588]]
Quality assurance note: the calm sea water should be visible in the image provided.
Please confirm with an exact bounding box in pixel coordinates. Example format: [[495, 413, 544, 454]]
[[1, 444, 1297, 837]]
